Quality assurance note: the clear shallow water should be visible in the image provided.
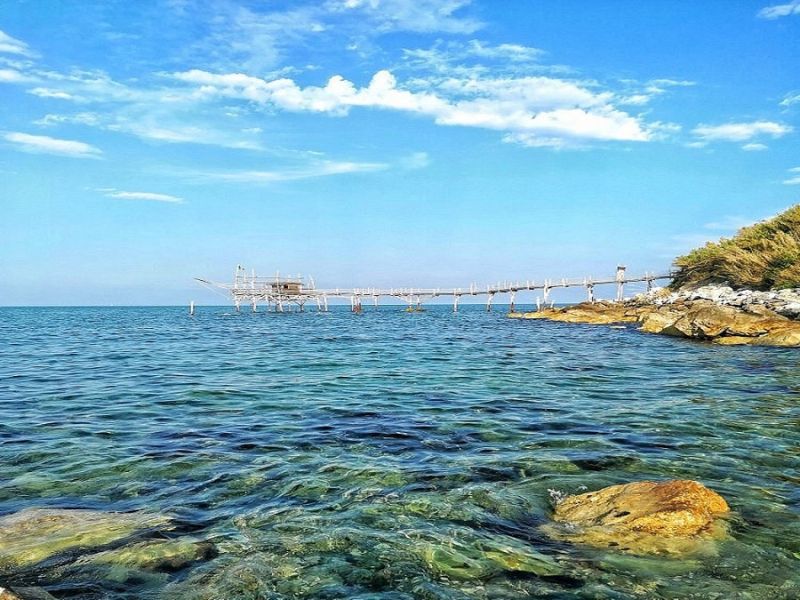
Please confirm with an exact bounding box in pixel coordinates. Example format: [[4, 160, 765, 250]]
[[0, 305, 799, 599]]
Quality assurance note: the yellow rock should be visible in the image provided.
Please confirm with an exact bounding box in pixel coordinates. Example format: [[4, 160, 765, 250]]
[[546, 480, 730, 556], [512, 298, 800, 347], [511, 302, 636, 325], [712, 336, 754, 346], [637, 310, 683, 334], [756, 325, 800, 346]]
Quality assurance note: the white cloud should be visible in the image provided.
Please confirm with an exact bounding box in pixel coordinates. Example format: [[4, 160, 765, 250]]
[[400, 39, 554, 80], [170, 0, 480, 74], [28, 87, 76, 100], [399, 151, 430, 169], [34, 112, 103, 127], [648, 78, 695, 88], [171, 68, 655, 148], [331, 0, 482, 34], [618, 94, 651, 106], [0, 30, 34, 56], [108, 117, 264, 150], [3, 132, 102, 158], [0, 66, 144, 104], [704, 215, 759, 231], [103, 190, 184, 203], [742, 142, 768, 151], [463, 39, 542, 62], [32, 108, 264, 150], [784, 166, 800, 185], [757, 0, 800, 18], [204, 5, 328, 73], [692, 120, 792, 142], [0, 68, 37, 83], [781, 92, 800, 107], [616, 78, 694, 107], [2, 15, 685, 153], [184, 159, 388, 183]]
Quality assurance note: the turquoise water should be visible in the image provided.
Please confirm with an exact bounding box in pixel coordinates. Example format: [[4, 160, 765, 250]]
[[1, 305, 799, 599]]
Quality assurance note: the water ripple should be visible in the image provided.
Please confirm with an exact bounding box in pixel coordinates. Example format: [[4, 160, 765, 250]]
[[0, 306, 799, 598]]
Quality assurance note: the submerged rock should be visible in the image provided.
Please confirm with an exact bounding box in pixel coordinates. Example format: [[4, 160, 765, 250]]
[[545, 480, 730, 555], [480, 537, 562, 576], [0, 587, 57, 600], [77, 538, 215, 571], [0, 508, 171, 573], [419, 543, 488, 580], [417, 532, 562, 581]]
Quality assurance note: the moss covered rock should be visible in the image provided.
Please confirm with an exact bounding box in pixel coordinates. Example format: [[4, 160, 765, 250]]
[[0, 508, 171, 573], [78, 538, 214, 571]]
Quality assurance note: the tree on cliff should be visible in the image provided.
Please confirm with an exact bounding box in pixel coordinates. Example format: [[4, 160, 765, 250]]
[[671, 205, 800, 291]]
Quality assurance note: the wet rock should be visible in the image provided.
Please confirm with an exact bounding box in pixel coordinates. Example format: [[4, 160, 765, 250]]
[[514, 298, 800, 346], [640, 303, 800, 345], [511, 302, 637, 325], [714, 326, 800, 346], [417, 530, 562, 581], [480, 537, 561, 576], [0, 508, 171, 573], [419, 543, 488, 580], [0, 587, 57, 600], [637, 308, 684, 335], [77, 538, 215, 571], [545, 480, 730, 555]]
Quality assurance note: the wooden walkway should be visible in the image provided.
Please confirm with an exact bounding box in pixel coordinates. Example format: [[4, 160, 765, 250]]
[[195, 265, 671, 313]]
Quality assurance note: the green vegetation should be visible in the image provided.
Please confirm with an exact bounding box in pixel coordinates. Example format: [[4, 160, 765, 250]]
[[672, 205, 800, 290]]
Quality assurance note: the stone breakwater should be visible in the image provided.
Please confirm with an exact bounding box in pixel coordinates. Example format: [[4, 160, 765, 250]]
[[509, 285, 800, 346]]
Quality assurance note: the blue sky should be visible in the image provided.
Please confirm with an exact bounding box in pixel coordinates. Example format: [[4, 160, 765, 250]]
[[1, 0, 799, 305]]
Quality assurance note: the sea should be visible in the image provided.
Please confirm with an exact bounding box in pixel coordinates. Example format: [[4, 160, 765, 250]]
[[0, 305, 798, 599]]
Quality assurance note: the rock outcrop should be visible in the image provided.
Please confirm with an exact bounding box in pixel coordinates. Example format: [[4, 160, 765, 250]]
[[508, 301, 638, 325], [545, 480, 730, 555], [637, 302, 800, 345], [510, 291, 800, 346]]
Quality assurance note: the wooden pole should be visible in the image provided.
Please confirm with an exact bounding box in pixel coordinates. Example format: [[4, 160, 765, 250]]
[[616, 265, 626, 302]]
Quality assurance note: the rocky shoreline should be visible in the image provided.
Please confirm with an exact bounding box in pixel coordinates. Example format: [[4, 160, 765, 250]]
[[0, 478, 732, 599], [509, 284, 800, 346]]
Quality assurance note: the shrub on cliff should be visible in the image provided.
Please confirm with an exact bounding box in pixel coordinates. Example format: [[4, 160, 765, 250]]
[[671, 204, 800, 290]]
